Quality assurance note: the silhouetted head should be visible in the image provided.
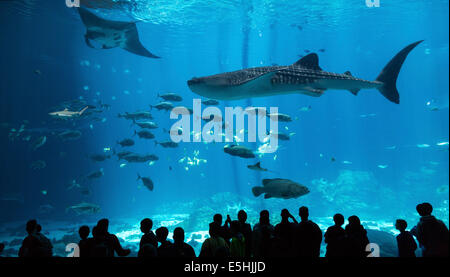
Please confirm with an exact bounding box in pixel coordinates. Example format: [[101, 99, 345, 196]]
[[299, 206, 309, 221], [140, 218, 153, 234], [238, 210, 247, 223], [281, 209, 290, 220], [416, 202, 433, 216], [209, 222, 220, 238], [155, 227, 169, 243], [36, 224, 42, 233], [213, 214, 223, 225], [348, 215, 361, 226], [333, 213, 345, 226], [79, 225, 90, 240], [260, 210, 270, 225], [92, 226, 99, 238], [395, 219, 407, 232], [96, 218, 109, 235], [0, 242, 4, 253], [26, 219, 38, 235], [173, 227, 185, 244]]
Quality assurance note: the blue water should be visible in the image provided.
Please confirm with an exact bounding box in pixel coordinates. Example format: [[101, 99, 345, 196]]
[[0, 0, 448, 257]]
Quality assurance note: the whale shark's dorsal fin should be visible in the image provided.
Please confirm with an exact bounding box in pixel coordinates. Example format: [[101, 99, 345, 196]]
[[293, 53, 322, 71]]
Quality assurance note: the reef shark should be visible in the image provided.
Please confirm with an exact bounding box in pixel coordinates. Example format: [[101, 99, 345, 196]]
[[77, 7, 160, 58], [49, 106, 89, 118], [187, 41, 423, 104]]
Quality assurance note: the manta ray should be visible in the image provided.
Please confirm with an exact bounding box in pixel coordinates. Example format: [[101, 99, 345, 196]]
[[77, 7, 160, 58], [187, 41, 423, 104]]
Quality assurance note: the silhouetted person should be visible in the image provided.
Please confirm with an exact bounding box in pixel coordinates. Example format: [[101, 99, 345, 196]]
[[324, 213, 346, 257], [78, 225, 93, 257], [19, 220, 48, 257], [273, 209, 297, 257], [345, 215, 370, 257], [156, 227, 174, 257], [35, 224, 53, 257], [411, 203, 449, 257], [90, 226, 109, 257], [0, 243, 4, 257], [294, 206, 322, 257], [395, 219, 417, 257], [172, 227, 196, 258], [138, 218, 158, 258], [211, 214, 231, 243], [93, 218, 130, 257], [200, 221, 229, 257], [236, 210, 252, 257], [253, 210, 274, 258], [230, 220, 246, 258]]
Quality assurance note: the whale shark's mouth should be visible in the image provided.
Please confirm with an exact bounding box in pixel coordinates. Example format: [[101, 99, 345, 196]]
[[187, 77, 204, 86]]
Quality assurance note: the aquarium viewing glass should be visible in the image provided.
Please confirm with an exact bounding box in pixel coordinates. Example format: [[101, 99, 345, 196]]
[[0, 0, 448, 263]]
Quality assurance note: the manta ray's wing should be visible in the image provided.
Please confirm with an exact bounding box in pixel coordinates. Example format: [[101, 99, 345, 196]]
[[78, 7, 160, 58], [122, 25, 160, 58]]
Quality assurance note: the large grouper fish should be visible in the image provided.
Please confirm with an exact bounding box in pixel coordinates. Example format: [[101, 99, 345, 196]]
[[187, 41, 423, 104]]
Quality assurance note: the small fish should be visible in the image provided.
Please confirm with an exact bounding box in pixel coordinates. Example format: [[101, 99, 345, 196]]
[[118, 138, 135, 147], [89, 154, 111, 162], [298, 105, 312, 112], [66, 202, 101, 215], [247, 162, 269, 172], [417, 144, 430, 148], [134, 130, 155, 139], [158, 92, 183, 102], [86, 168, 104, 180], [224, 144, 255, 158], [135, 121, 158, 129], [155, 141, 178, 148], [137, 174, 154, 191], [150, 102, 173, 111], [267, 113, 292, 122], [377, 165, 388, 169]]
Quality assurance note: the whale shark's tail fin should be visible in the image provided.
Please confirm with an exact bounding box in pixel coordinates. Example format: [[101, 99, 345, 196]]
[[376, 40, 423, 104]]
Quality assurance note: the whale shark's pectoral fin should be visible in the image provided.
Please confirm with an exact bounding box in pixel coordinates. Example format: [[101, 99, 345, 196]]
[[300, 87, 325, 96], [122, 26, 160, 58]]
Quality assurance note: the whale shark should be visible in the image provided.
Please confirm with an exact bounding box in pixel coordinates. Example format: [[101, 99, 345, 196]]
[[187, 41, 423, 104], [77, 7, 160, 58]]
